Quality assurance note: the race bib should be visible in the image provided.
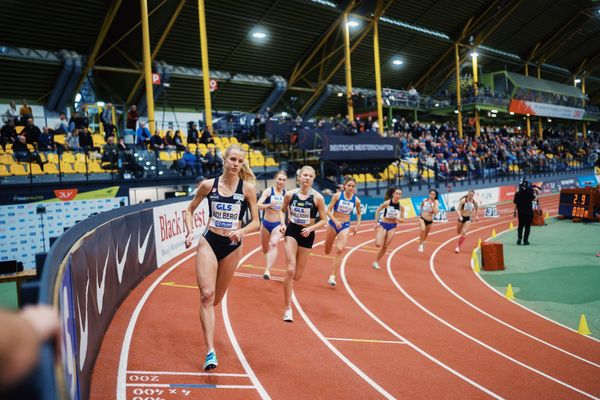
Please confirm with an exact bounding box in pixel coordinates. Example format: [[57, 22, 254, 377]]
[[421, 201, 433, 213], [209, 202, 241, 230], [337, 199, 354, 215], [270, 195, 284, 211], [463, 202, 475, 212], [290, 206, 310, 225], [385, 207, 400, 219], [484, 205, 499, 218]]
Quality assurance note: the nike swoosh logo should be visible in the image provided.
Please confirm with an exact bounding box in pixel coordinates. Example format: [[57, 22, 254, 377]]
[[77, 276, 89, 371], [61, 286, 76, 399], [116, 235, 132, 283], [138, 225, 152, 264], [96, 249, 109, 314]]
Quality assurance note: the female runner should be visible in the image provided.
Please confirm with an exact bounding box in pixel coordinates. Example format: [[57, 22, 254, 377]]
[[418, 189, 440, 252], [372, 187, 404, 270], [324, 176, 362, 286], [185, 144, 259, 371], [455, 190, 478, 253], [257, 171, 287, 279], [280, 166, 327, 322]]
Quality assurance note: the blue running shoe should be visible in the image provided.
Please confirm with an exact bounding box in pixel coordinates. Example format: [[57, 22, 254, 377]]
[[204, 351, 218, 371]]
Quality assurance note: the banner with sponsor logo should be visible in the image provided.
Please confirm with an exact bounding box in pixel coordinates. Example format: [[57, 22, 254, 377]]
[[69, 209, 156, 400], [577, 175, 598, 188], [0, 187, 128, 269], [321, 135, 401, 161], [59, 260, 80, 400], [498, 184, 517, 202], [153, 198, 209, 268], [508, 99, 584, 120]]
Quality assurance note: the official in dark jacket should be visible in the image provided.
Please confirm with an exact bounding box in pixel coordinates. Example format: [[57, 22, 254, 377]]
[[513, 180, 536, 245]]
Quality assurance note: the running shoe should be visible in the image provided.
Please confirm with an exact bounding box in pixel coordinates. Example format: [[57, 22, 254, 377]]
[[372, 261, 381, 270], [328, 275, 336, 286], [418, 244, 424, 252], [454, 246, 460, 253], [263, 269, 271, 280], [203, 351, 218, 371], [283, 308, 293, 322]]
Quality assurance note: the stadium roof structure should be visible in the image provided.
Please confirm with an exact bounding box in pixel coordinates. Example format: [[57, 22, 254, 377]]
[[1, 0, 600, 117]]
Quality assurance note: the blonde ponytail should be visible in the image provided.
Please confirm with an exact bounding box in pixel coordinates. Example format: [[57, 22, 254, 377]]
[[239, 158, 256, 184], [225, 144, 256, 184]]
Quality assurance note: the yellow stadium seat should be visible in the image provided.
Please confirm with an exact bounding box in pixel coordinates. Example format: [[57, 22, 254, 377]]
[[0, 165, 9, 177], [75, 153, 87, 163], [54, 135, 66, 145], [0, 154, 13, 164], [74, 162, 88, 173], [10, 163, 28, 176], [266, 157, 278, 167], [89, 162, 104, 173], [60, 162, 75, 174], [229, 137, 238, 145], [366, 173, 376, 182], [45, 163, 59, 175], [189, 143, 197, 152], [61, 152, 75, 163], [27, 144, 35, 151], [46, 153, 59, 163], [30, 163, 44, 175], [16, 126, 24, 134], [92, 135, 105, 146]]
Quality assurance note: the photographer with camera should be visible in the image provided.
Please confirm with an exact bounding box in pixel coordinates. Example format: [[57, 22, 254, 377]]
[[513, 180, 537, 245]]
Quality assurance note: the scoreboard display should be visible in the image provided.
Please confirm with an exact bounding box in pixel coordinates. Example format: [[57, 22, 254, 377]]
[[558, 188, 599, 219]]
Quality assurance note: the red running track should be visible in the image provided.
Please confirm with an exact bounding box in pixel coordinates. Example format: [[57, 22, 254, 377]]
[[91, 195, 600, 399]]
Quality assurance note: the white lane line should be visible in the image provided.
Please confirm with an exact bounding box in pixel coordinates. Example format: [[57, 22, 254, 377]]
[[340, 236, 504, 399], [432, 225, 600, 368], [472, 227, 600, 345], [117, 252, 196, 400], [127, 370, 249, 377], [326, 337, 407, 344], [125, 383, 255, 389], [223, 244, 271, 400], [290, 238, 396, 400], [234, 271, 284, 281], [385, 223, 600, 400]]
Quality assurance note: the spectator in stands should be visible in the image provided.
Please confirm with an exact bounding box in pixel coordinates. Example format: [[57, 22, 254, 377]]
[[65, 128, 81, 152], [38, 127, 56, 152], [0, 305, 60, 394], [149, 130, 165, 151], [199, 126, 213, 145], [79, 127, 97, 152], [204, 146, 222, 176], [79, 105, 90, 128], [2, 101, 18, 125], [164, 130, 176, 151], [136, 122, 151, 148], [102, 135, 118, 167], [172, 130, 186, 151], [101, 103, 116, 139], [187, 122, 200, 144], [13, 135, 45, 170], [178, 147, 203, 176], [54, 112, 69, 134], [126, 105, 139, 130], [22, 118, 41, 146], [19, 99, 33, 124], [0, 119, 16, 150]]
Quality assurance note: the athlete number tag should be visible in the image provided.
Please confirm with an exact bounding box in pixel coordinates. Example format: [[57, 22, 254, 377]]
[[210, 202, 241, 230], [290, 206, 310, 225], [485, 205, 499, 218], [385, 207, 399, 219], [270, 195, 284, 211], [337, 199, 354, 214]]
